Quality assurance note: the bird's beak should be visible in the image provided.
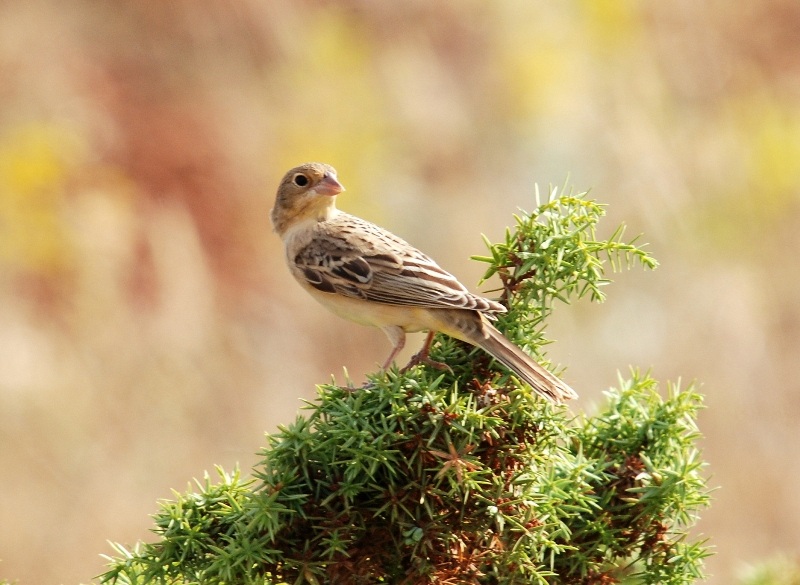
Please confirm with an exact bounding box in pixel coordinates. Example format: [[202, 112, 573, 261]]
[[314, 174, 345, 196]]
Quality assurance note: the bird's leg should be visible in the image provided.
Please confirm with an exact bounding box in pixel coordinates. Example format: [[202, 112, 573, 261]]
[[381, 326, 406, 370], [401, 331, 451, 373]]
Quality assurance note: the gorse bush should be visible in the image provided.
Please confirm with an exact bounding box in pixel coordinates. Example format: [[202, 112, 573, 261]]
[[101, 187, 710, 584]]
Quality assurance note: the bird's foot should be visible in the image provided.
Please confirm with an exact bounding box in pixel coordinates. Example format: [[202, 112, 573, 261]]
[[400, 351, 452, 375]]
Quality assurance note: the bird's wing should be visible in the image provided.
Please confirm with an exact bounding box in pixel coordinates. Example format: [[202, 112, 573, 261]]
[[293, 213, 504, 313]]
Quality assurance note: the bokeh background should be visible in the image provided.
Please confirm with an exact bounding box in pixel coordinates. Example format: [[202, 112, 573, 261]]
[[1, 1, 798, 583]]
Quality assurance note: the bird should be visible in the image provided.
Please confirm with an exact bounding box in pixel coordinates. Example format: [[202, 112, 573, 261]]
[[270, 162, 577, 403]]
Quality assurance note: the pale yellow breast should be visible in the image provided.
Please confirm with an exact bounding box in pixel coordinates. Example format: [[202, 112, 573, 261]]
[[303, 284, 436, 333]]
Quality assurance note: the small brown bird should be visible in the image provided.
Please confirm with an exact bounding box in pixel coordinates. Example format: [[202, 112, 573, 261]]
[[271, 162, 577, 403]]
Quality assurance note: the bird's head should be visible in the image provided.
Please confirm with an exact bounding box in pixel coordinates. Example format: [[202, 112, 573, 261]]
[[271, 162, 345, 235]]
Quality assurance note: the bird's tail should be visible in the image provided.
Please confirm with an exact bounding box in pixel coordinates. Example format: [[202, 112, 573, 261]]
[[476, 321, 578, 403], [478, 322, 578, 403], [428, 309, 578, 403]]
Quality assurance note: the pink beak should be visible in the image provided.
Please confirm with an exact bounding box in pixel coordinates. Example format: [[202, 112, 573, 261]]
[[314, 173, 345, 196]]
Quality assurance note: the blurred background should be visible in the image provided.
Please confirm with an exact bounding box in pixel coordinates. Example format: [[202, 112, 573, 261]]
[[1, 1, 798, 583]]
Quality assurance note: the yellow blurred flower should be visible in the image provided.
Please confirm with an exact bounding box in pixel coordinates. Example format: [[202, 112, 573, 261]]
[[0, 122, 85, 273]]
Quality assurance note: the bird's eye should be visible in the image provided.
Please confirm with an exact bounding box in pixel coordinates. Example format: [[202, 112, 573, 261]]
[[293, 173, 310, 187]]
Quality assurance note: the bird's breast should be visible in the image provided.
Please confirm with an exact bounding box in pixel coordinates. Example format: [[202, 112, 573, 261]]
[[301, 286, 435, 334]]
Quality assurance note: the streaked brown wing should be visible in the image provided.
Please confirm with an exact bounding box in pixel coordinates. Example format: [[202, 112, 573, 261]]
[[293, 213, 504, 313]]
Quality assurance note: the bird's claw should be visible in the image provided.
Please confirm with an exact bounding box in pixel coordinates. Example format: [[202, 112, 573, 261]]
[[400, 352, 453, 375]]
